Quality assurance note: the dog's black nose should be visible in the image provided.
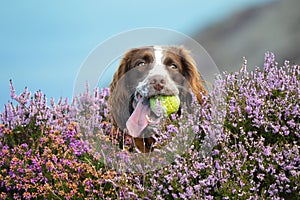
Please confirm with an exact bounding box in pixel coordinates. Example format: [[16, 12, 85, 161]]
[[150, 75, 166, 91]]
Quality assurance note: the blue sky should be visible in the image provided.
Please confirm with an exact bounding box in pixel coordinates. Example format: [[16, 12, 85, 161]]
[[0, 0, 273, 109]]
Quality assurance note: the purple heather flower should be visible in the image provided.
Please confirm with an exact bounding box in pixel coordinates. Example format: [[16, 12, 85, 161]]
[[262, 146, 272, 156], [166, 124, 178, 134]]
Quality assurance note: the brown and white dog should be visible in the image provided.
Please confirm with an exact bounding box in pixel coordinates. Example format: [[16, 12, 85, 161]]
[[109, 46, 206, 152]]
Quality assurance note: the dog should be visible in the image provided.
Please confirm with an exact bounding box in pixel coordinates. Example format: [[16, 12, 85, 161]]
[[109, 46, 206, 152]]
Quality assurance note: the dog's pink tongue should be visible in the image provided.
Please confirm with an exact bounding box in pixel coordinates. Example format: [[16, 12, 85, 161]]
[[126, 98, 150, 138]]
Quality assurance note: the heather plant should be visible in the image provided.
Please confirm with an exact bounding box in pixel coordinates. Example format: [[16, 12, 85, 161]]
[[0, 52, 299, 199]]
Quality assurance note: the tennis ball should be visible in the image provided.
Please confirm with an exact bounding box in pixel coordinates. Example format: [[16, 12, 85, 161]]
[[150, 95, 180, 117]]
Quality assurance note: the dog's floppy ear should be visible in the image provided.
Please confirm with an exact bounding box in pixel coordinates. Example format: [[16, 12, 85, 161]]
[[109, 48, 138, 93], [109, 48, 138, 129], [178, 47, 207, 105]]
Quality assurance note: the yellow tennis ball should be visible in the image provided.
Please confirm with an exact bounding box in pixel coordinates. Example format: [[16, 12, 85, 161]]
[[150, 95, 180, 116]]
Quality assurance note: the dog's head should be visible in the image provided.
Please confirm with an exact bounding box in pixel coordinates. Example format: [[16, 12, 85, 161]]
[[109, 46, 206, 140]]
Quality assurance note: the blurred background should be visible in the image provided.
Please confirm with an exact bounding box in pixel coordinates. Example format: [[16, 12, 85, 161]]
[[1, 0, 299, 109]]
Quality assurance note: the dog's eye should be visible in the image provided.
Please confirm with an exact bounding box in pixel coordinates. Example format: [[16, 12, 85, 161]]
[[136, 61, 146, 67], [169, 64, 178, 69]]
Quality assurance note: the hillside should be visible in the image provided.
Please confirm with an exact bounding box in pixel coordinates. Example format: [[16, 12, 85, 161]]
[[192, 0, 300, 72]]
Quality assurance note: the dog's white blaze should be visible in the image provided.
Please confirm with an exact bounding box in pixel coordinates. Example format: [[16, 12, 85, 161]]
[[150, 46, 168, 76], [154, 46, 164, 65]]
